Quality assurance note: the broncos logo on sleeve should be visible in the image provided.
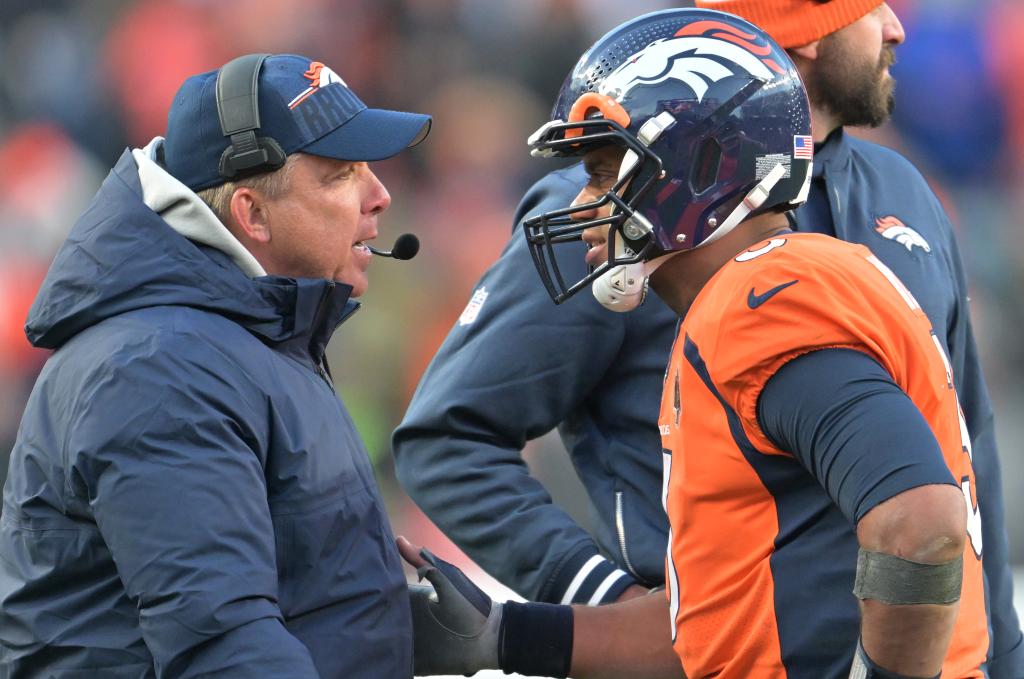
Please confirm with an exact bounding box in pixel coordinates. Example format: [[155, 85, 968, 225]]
[[875, 215, 932, 254]]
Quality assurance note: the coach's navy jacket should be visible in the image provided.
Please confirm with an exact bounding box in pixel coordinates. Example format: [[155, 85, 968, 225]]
[[394, 129, 1023, 675], [0, 148, 412, 677]]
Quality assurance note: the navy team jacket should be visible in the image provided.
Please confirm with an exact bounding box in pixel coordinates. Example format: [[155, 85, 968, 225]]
[[0, 150, 412, 678], [394, 129, 1023, 675]]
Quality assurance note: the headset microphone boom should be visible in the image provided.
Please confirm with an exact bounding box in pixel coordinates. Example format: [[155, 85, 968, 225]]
[[367, 233, 420, 260]]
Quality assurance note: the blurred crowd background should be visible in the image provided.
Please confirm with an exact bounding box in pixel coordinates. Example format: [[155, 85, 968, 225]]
[[1, 0, 1022, 610]]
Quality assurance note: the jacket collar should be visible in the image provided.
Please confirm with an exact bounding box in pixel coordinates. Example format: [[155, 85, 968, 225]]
[[811, 127, 850, 178], [274, 277, 360, 364]]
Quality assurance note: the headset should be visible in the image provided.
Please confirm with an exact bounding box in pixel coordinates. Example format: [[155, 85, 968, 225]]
[[215, 53, 287, 180]]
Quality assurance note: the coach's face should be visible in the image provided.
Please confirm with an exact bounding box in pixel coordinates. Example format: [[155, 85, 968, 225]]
[[262, 154, 391, 296], [801, 2, 906, 128]]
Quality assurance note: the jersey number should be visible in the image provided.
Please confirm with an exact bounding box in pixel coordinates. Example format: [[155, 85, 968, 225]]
[[956, 405, 983, 558]]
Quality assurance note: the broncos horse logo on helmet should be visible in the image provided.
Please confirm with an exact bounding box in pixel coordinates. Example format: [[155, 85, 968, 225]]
[[598, 30, 778, 104], [523, 9, 813, 310]]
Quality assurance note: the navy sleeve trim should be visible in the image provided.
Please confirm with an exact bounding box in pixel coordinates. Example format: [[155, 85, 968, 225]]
[[757, 348, 957, 523], [547, 545, 636, 606]]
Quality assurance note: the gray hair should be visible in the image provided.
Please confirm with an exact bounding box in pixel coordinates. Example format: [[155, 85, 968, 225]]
[[196, 154, 300, 225]]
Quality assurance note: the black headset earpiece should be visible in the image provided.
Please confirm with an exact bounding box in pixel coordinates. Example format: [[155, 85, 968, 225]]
[[215, 53, 287, 180]]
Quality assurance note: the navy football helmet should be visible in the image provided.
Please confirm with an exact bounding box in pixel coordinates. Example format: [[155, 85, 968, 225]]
[[524, 9, 813, 310]]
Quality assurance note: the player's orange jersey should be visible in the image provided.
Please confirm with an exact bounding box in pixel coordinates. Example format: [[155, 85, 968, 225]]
[[660, 233, 986, 678]]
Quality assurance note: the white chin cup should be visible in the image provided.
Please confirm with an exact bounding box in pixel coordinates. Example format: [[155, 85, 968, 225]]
[[591, 252, 678, 312], [592, 263, 648, 312]]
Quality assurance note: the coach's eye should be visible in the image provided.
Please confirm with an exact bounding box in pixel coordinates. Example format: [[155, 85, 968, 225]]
[[333, 167, 355, 181]]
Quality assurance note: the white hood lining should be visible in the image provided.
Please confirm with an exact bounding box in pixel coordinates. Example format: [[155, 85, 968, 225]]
[[132, 138, 267, 278]]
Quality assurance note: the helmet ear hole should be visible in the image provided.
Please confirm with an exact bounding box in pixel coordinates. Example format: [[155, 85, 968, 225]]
[[690, 137, 722, 195]]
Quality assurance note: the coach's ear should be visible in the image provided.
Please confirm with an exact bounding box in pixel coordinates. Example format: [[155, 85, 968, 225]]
[[229, 187, 272, 244], [789, 41, 821, 61]]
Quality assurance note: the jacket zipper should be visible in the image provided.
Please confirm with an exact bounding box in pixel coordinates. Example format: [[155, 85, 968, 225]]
[[316, 362, 331, 386], [615, 491, 641, 579], [311, 284, 335, 388]]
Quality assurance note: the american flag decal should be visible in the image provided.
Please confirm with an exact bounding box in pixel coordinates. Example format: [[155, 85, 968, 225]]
[[794, 135, 813, 159]]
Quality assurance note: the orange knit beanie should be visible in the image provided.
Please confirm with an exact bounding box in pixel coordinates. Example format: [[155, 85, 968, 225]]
[[694, 0, 883, 48]]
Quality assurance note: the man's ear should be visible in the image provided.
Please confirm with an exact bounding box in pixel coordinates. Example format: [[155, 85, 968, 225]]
[[789, 40, 821, 62], [229, 187, 271, 244]]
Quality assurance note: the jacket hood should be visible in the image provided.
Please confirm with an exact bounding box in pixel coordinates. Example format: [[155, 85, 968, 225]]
[[26, 143, 357, 353]]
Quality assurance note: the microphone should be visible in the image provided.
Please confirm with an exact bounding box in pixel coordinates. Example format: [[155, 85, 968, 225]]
[[367, 233, 420, 260]]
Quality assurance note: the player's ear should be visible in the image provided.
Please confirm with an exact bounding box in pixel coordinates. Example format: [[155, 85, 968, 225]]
[[789, 40, 821, 62]]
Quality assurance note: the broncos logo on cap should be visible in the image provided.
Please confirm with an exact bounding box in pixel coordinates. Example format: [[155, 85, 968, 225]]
[[288, 61, 347, 110], [598, 21, 786, 104], [875, 216, 932, 254]]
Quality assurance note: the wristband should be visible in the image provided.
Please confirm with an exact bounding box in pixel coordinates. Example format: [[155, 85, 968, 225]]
[[849, 638, 940, 679], [498, 601, 574, 678]]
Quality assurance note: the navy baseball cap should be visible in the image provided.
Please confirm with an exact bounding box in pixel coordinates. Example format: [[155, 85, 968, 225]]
[[163, 54, 432, 192]]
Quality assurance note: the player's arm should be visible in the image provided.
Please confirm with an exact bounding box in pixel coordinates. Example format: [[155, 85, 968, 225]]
[[78, 344, 318, 677], [398, 538, 683, 679], [393, 166, 640, 605], [759, 348, 964, 678], [571, 594, 682, 678]]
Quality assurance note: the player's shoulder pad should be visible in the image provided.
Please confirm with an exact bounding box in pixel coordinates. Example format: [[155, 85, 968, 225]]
[[702, 234, 862, 309], [688, 234, 879, 367]]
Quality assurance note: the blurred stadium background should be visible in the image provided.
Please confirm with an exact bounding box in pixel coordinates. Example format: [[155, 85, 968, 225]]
[[1, 0, 1022, 672]]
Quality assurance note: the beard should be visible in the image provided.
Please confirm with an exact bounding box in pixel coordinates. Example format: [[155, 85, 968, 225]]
[[804, 34, 897, 128]]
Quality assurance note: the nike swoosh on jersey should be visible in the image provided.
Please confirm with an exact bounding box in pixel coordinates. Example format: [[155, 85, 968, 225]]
[[747, 280, 799, 309]]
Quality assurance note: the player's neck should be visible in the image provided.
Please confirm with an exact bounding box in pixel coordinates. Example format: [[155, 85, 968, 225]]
[[650, 213, 791, 315]]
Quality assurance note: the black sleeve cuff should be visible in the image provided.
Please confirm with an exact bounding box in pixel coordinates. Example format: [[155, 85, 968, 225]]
[[499, 601, 574, 678]]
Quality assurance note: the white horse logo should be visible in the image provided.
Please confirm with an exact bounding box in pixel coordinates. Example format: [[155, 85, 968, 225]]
[[598, 36, 775, 103], [288, 62, 348, 110], [875, 216, 932, 254]]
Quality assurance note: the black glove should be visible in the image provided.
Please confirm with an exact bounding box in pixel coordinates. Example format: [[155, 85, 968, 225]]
[[408, 547, 502, 676]]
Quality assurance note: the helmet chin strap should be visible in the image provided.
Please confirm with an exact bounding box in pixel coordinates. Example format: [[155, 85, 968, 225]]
[[700, 162, 788, 247], [592, 261, 647, 312], [592, 162, 789, 312], [592, 249, 677, 312]]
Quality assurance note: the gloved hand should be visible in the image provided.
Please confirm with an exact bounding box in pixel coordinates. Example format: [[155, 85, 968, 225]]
[[398, 537, 503, 677]]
